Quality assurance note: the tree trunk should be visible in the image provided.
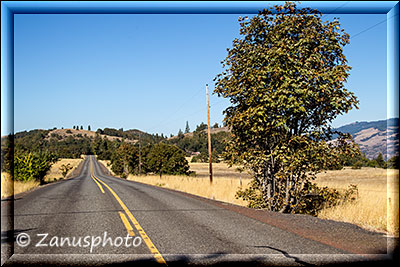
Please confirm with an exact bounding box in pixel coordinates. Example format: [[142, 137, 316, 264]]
[[280, 173, 292, 213]]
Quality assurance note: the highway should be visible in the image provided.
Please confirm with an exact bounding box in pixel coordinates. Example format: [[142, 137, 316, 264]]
[[1, 156, 397, 266]]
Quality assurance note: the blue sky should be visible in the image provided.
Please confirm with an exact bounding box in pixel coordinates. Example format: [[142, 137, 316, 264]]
[[13, 11, 389, 136]]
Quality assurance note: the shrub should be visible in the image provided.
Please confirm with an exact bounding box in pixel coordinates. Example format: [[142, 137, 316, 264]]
[[14, 152, 58, 184], [236, 181, 358, 216], [146, 143, 192, 177], [60, 163, 73, 178], [351, 161, 363, 169]]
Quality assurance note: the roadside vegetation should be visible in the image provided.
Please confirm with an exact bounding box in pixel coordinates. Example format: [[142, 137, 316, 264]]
[[1, 158, 83, 198], [1, 172, 39, 198], [1, 134, 84, 198], [44, 158, 83, 182], [316, 168, 399, 236]]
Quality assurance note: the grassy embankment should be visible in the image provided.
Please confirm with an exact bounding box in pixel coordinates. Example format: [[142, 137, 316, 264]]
[[1, 158, 83, 198], [100, 159, 399, 236], [315, 168, 399, 236]]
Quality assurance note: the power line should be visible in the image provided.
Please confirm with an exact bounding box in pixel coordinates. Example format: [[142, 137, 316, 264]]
[[146, 86, 204, 133], [351, 13, 398, 39], [145, 87, 229, 134]]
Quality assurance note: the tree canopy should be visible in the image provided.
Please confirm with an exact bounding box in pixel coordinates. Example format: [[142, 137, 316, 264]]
[[146, 143, 191, 177], [214, 2, 360, 212]]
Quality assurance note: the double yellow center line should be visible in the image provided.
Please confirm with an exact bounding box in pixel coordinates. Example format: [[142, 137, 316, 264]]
[[89, 156, 166, 265], [90, 160, 104, 193]]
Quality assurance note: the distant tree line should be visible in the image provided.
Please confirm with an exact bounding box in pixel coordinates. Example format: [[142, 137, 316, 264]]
[[96, 127, 167, 144], [341, 152, 399, 169], [13, 129, 92, 158], [107, 142, 193, 178], [2, 124, 398, 185]]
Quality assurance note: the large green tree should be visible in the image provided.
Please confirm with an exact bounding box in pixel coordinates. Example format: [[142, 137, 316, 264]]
[[111, 142, 138, 177], [146, 143, 191, 177], [214, 2, 360, 212]]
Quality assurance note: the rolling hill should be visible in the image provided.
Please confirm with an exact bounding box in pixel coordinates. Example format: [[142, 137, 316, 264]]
[[3, 118, 398, 161], [335, 118, 399, 160]]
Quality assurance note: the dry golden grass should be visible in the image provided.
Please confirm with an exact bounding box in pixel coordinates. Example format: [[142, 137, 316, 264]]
[[44, 158, 84, 182], [315, 167, 399, 236], [1, 172, 39, 198], [127, 174, 252, 206]]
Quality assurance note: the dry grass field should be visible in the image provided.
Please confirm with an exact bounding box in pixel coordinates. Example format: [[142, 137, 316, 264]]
[[100, 160, 399, 236], [1, 172, 39, 198], [1, 158, 83, 198], [127, 174, 252, 206], [315, 167, 399, 236], [44, 158, 84, 182]]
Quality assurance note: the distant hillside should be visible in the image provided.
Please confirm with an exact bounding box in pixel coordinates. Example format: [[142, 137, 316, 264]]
[[46, 128, 136, 143], [170, 119, 399, 160], [2, 127, 163, 159], [4, 118, 398, 161], [335, 118, 399, 160]]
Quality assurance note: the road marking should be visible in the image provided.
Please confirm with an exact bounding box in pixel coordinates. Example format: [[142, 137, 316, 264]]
[[90, 158, 104, 193], [118, 211, 135, 236], [91, 174, 105, 193], [91, 165, 167, 265]]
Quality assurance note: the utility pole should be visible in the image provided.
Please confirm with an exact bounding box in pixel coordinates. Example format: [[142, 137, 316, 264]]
[[206, 84, 213, 183], [138, 132, 142, 175]]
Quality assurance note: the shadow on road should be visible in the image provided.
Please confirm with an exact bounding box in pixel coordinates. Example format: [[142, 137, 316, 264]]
[[1, 228, 36, 244], [253, 245, 316, 266]]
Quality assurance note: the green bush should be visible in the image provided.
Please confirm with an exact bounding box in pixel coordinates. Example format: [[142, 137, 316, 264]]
[[293, 182, 358, 216], [146, 143, 193, 177], [14, 152, 58, 184], [236, 180, 358, 216], [351, 160, 363, 169]]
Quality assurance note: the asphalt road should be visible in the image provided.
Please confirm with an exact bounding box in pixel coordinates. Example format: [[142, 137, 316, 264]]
[[1, 156, 398, 266]]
